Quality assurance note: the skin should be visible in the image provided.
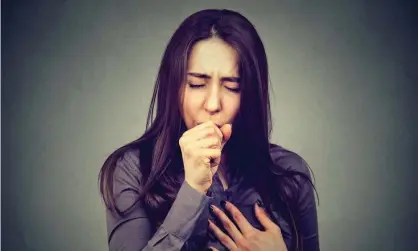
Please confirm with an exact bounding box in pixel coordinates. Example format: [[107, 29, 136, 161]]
[[208, 201, 288, 251], [179, 37, 240, 192], [179, 120, 231, 193], [178, 37, 286, 250], [180, 37, 241, 131]]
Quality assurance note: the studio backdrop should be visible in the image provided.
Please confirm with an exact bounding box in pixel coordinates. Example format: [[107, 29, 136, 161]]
[[2, 0, 417, 250]]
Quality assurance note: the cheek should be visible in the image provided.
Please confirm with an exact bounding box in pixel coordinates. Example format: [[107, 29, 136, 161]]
[[181, 90, 200, 119], [225, 95, 241, 118]]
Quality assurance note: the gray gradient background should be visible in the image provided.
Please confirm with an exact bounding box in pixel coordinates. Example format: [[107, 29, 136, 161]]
[[2, 0, 417, 250]]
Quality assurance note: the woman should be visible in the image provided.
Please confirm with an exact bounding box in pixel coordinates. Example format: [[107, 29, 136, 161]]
[[99, 9, 319, 251]]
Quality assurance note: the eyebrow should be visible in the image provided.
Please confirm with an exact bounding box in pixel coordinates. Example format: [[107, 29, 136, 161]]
[[187, 72, 240, 83]]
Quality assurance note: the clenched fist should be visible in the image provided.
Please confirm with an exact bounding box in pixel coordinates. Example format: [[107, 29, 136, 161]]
[[179, 121, 232, 193]]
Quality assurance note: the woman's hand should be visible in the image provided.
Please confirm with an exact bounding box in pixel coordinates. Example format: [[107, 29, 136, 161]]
[[179, 121, 232, 193], [208, 201, 287, 251]]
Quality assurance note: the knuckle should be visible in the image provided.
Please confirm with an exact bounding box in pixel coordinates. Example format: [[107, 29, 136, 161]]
[[232, 212, 242, 221], [181, 131, 188, 139], [272, 225, 281, 235], [240, 242, 251, 250], [184, 146, 192, 154], [215, 138, 220, 147], [223, 221, 233, 231], [209, 137, 215, 144], [219, 235, 229, 243], [235, 239, 246, 247]]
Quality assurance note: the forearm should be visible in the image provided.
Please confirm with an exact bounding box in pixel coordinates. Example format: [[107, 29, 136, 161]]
[[148, 180, 212, 250], [109, 180, 213, 251]]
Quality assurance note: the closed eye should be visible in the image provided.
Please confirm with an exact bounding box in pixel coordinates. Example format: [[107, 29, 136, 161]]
[[188, 82, 205, 88], [188, 82, 240, 93], [225, 86, 240, 93]]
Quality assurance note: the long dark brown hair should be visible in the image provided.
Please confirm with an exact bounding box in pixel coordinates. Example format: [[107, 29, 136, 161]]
[[99, 9, 316, 251]]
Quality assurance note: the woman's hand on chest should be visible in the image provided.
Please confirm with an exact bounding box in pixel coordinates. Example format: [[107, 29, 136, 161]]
[[207, 200, 288, 251]]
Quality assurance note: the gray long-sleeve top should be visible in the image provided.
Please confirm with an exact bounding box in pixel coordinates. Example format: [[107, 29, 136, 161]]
[[105, 144, 319, 251]]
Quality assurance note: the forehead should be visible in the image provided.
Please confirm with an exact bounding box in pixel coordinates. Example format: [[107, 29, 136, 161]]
[[187, 37, 239, 76]]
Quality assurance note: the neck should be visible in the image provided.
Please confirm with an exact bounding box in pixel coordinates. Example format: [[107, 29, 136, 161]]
[[218, 154, 228, 176], [220, 153, 228, 167], [217, 154, 229, 190]]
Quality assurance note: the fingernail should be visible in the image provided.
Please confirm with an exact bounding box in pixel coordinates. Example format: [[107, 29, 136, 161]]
[[209, 205, 215, 214], [220, 200, 227, 209], [256, 199, 264, 208]]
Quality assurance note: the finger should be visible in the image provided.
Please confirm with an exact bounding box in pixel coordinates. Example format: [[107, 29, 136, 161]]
[[209, 122, 224, 141], [199, 149, 222, 169], [207, 247, 219, 251], [199, 121, 223, 140], [208, 219, 238, 250], [182, 120, 214, 137], [210, 205, 244, 243], [199, 148, 222, 161], [254, 200, 280, 232], [182, 121, 220, 140], [219, 124, 232, 145], [188, 125, 223, 142], [224, 201, 257, 237], [195, 136, 221, 149]]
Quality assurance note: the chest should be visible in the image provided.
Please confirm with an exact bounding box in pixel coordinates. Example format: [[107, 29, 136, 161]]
[[193, 179, 292, 251]]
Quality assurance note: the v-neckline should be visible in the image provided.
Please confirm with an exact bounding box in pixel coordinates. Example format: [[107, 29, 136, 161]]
[[216, 163, 229, 191], [217, 171, 229, 191]]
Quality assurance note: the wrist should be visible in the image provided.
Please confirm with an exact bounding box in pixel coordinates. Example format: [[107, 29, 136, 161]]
[[185, 180, 208, 194]]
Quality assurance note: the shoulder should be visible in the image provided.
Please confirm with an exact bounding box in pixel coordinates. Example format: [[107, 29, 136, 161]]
[[269, 143, 312, 179], [112, 147, 143, 189], [110, 148, 144, 211], [269, 143, 317, 210], [115, 148, 141, 173]]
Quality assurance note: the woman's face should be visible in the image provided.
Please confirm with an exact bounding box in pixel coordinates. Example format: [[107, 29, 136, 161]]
[[180, 37, 241, 129]]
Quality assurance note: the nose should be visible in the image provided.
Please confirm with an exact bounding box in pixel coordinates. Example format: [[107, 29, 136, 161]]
[[204, 84, 221, 114]]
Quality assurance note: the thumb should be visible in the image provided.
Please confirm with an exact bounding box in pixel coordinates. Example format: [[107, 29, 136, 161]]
[[220, 124, 232, 145]]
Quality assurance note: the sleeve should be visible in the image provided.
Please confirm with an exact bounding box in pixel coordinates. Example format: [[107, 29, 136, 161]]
[[106, 151, 213, 251], [270, 145, 320, 251], [295, 159, 320, 251]]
